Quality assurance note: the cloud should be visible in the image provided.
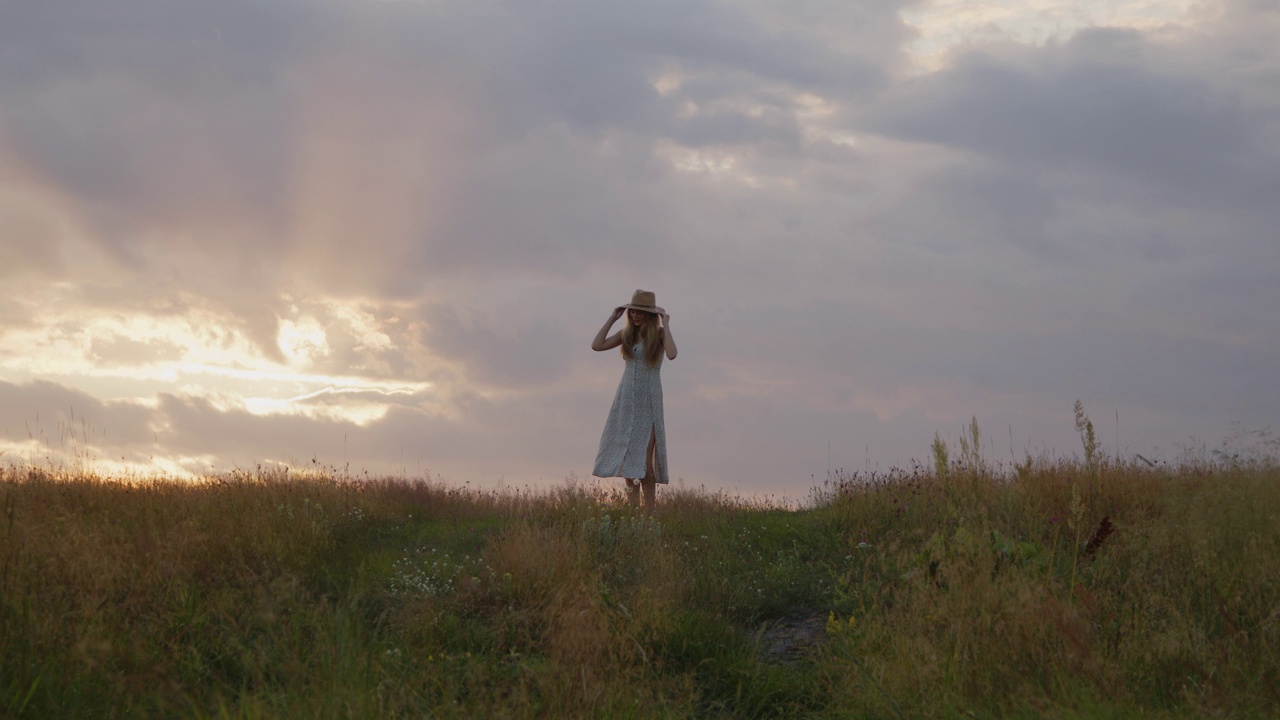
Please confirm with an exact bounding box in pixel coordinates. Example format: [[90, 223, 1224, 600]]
[[863, 26, 1280, 208], [413, 304, 576, 389], [0, 379, 156, 449], [0, 0, 901, 299], [2, 0, 1279, 493]]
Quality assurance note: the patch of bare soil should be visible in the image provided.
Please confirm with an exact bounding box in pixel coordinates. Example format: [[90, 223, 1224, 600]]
[[753, 611, 828, 664]]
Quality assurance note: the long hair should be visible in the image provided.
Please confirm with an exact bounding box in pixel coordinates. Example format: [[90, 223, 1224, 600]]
[[620, 312, 664, 367]]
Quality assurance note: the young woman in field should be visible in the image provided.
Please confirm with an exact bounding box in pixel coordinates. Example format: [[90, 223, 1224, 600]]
[[591, 289, 678, 513]]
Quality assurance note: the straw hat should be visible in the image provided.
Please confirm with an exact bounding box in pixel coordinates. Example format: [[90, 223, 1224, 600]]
[[622, 289, 664, 314]]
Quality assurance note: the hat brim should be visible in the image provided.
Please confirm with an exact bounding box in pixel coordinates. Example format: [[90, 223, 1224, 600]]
[[623, 304, 664, 314]]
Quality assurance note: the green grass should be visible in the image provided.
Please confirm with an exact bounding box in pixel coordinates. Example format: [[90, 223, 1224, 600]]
[[2, 458, 1278, 718]]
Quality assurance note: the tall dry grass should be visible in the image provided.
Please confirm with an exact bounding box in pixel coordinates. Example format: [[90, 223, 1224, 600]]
[[2, 449, 1279, 718], [816, 454, 1280, 718]]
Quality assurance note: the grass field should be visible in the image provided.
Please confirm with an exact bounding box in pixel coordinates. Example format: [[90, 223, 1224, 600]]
[[2, 440, 1279, 718]]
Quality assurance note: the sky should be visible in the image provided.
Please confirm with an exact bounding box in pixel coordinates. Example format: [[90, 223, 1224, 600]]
[[2, 0, 1278, 496]]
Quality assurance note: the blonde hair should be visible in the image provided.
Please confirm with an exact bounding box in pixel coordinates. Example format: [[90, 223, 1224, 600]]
[[620, 312, 664, 367]]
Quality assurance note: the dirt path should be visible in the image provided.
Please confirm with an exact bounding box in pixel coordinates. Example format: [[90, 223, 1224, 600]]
[[754, 611, 828, 664]]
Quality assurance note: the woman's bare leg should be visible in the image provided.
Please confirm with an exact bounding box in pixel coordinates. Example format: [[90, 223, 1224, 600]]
[[641, 429, 657, 514], [640, 478, 656, 514]]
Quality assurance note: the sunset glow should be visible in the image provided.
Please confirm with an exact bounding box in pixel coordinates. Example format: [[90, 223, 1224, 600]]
[[2, 0, 1276, 493], [902, 0, 1201, 68]]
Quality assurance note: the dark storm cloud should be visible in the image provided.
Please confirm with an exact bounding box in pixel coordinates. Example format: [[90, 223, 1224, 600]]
[[0, 379, 155, 447], [862, 27, 1280, 210], [493, 0, 888, 133], [670, 107, 803, 150], [0, 0, 897, 297], [3, 0, 1280, 491], [842, 6, 1280, 416], [0, 1, 298, 248], [155, 393, 354, 461], [873, 159, 1061, 258], [422, 132, 681, 279], [413, 304, 576, 389], [893, 327, 1280, 419]]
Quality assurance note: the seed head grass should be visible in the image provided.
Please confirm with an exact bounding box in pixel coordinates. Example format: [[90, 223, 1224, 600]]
[[2, 448, 1279, 718]]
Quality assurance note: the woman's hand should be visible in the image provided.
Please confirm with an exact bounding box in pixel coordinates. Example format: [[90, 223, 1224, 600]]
[[658, 311, 670, 328], [593, 307, 626, 351]]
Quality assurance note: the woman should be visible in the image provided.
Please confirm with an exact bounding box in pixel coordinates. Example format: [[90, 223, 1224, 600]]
[[591, 289, 678, 513]]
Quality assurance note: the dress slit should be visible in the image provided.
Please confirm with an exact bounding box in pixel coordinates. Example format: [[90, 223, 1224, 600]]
[[592, 341, 669, 484]]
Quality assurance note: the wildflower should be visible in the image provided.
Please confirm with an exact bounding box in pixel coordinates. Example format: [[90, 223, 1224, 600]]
[[825, 612, 857, 634]]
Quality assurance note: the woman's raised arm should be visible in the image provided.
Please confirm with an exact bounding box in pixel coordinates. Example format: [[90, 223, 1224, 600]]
[[659, 312, 677, 360], [592, 307, 626, 351]]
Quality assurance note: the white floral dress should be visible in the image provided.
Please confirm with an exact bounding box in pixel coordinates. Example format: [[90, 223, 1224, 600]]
[[593, 341, 669, 484]]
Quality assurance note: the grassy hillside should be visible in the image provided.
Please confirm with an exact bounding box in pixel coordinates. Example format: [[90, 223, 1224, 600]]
[[2, 455, 1278, 718]]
